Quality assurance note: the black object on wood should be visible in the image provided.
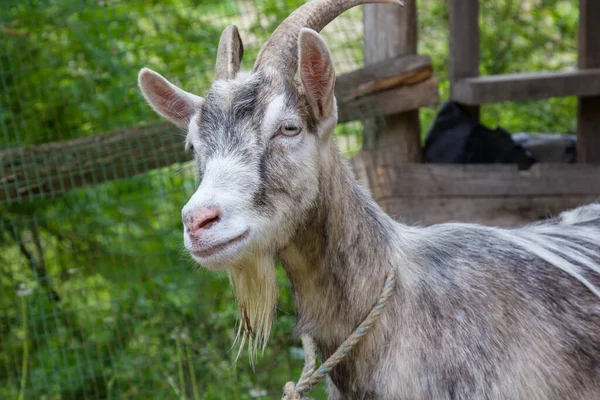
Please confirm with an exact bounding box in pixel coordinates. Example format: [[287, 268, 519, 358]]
[[424, 102, 535, 169]]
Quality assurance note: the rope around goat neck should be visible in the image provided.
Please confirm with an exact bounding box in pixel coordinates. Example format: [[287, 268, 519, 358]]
[[282, 270, 396, 400]]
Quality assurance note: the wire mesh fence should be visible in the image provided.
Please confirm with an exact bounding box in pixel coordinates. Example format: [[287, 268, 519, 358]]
[[0, 0, 377, 398], [1, 0, 580, 398]]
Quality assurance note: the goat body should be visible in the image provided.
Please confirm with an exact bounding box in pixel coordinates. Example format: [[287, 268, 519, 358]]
[[137, 0, 600, 397], [282, 147, 600, 399]]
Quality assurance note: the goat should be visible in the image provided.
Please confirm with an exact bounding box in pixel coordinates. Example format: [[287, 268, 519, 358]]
[[137, 0, 600, 398]]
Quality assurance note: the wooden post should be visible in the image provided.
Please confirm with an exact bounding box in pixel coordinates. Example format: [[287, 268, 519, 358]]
[[362, 0, 422, 162], [448, 0, 480, 121], [577, 0, 600, 163]]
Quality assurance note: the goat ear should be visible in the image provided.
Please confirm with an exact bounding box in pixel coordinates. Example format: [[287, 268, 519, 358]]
[[138, 68, 203, 130], [215, 25, 244, 80], [298, 28, 336, 121]]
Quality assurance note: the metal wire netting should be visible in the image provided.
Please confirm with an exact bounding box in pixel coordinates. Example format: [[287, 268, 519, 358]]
[[0, 0, 380, 398]]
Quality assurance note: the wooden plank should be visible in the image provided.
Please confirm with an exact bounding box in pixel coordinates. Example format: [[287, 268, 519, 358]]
[[382, 196, 598, 227], [0, 122, 189, 203], [452, 69, 600, 105], [578, 97, 600, 163], [338, 77, 439, 124], [448, 0, 480, 120], [335, 54, 432, 101], [350, 149, 600, 199], [363, 1, 422, 162], [351, 149, 600, 226], [0, 61, 438, 203], [577, 0, 600, 163]]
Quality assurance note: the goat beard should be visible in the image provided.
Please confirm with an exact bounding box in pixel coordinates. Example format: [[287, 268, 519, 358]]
[[228, 253, 278, 364]]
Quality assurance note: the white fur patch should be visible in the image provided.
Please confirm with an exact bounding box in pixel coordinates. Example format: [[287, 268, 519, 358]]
[[182, 153, 260, 270], [236, 71, 251, 80], [491, 225, 600, 298], [211, 80, 234, 108], [185, 112, 200, 150], [559, 204, 600, 225], [262, 94, 286, 135], [208, 72, 261, 111], [182, 154, 257, 217]]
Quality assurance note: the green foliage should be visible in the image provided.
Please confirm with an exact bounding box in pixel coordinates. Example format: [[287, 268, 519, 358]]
[[419, 0, 578, 135], [1, 167, 323, 399], [0, 0, 578, 399]]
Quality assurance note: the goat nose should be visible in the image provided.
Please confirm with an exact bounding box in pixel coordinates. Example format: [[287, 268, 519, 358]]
[[183, 207, 222, 235]]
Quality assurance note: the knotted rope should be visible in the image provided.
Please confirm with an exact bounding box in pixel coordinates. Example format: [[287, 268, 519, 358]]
[[282, 270, 396, 400]]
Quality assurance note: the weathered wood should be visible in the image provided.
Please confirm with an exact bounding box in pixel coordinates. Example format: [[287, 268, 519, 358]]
[[448, 0, 480, 120], [335, 54, 433, 101], [351, 149, 600, 226], [0, 64, 438, 203], [382, 196, 599, 227], [363, 0, 422, 162], [578, 97, 600, 163], [351, 149, 600, 198], [577, 0, 600, 163], [338, 77, 439, 124], [452, 69, 600, 105], [0, 122, 189, 203]]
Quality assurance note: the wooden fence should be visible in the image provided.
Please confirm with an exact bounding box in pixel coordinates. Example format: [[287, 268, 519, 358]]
[[2, 0, 598, 227], [351, 0, 600, 226]]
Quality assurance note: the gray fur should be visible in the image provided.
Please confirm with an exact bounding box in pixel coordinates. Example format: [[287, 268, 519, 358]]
[[138, 18, 600, 400], [279, 148, 600, 399]]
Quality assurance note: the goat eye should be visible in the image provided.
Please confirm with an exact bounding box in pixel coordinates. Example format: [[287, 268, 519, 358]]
[[278, 122, 301, 137]]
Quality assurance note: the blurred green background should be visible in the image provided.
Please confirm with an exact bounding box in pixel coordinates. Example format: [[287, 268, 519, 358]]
[[0, 0, 578, 398]]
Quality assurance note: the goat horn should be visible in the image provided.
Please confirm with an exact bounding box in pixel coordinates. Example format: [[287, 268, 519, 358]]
[[253, 0, 404, 76], [215, 25, 244, 81]]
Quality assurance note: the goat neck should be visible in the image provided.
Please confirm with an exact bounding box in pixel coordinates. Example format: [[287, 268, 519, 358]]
[[278, 143, 410, 353]]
